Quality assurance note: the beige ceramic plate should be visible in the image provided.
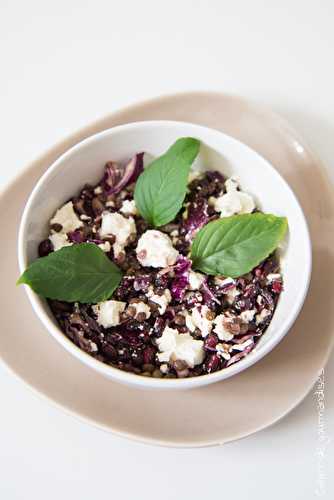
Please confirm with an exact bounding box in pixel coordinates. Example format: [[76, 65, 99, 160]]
[[1, 92, 333, 447]]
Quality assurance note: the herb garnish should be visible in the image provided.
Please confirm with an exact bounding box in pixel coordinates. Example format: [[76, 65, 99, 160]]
[[191, 213, 288, 278], [134, 137, 200, 227], [17, 243, 123, 303]]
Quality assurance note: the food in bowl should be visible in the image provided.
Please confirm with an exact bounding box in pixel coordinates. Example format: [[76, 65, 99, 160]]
[[18, 137, 287, 379]]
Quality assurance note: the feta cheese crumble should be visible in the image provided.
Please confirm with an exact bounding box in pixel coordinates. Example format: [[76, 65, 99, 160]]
[[213, 314, 234, 341], [80, 214, 91, 221], [216, 343, 231, 360], [185, 306, 213, 337], [88, 340, 98, 352], [50, 201, 83, 233], [256, 308, 271, 325], [188, 270, 205, 290], [227, 287, 241, 304], [239, 309, 256, 323], [136, 230, 179, 268], [266, 273, 281, 283], [92, 300, 126, 328], [49, 232, 72, 251], [156, 326, 204, 368], [214, 276, 235, 288], [214, 277, 240, 303], [232, 339, 254, 351], [98, 241, 111, 253], [120, 199, 137, 216], [48, 201, 83, 251], [130, 301, 151, 320], [100, 212, 136, 257], [211, 177, 255, 218], [147, 288, 172, 315], [159, 363, 169, 374]]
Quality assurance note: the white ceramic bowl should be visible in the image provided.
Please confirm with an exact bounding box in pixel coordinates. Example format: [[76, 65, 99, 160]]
[[18, 120, 312, 390]]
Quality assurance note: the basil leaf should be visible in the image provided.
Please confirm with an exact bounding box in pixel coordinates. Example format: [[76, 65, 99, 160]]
[[191, 213, 288, 278], [17, 243, 123, 303], [134, 137, 200, 227]]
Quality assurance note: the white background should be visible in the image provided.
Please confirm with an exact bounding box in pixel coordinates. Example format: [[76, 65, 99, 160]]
[[0, 1, 333, 498]]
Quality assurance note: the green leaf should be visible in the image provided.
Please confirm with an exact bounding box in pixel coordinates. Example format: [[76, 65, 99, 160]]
[[17, 243, 123, 303], [134, 137, 200, 227], [191, 213, 288, 278]]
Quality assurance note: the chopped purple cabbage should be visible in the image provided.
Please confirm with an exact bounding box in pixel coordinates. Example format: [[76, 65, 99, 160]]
[[103, 153, 144, 195], [68, 230, 86, 243], [226, 343, 255, 367], [182, 198, 210, 241], [200, 278, 220, 306], [171, 256, 192, 301]]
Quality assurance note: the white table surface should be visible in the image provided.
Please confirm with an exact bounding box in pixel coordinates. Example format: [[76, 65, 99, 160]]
[[1, 1, 333, 498]]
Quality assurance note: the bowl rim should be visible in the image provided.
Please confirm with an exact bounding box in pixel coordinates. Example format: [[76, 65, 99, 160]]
[[17, 119, 312, 389]]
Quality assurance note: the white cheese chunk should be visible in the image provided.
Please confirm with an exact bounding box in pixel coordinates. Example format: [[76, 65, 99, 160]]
[[136, 230, 179, 268], [88, 340, 98, 352], [159, 363, 169, 374], [80, 214, 91, 221], [50, 201, 83, 233], [92, 300, 126, 328], [156, 326, 204, 368], [49, 232, 72, 251], [185, 306, 213, 337], [225, 178, 239, 192], [213, 277, 239, 304], [213, 314, 234, 341], [226, 287, 240, 304], [188, 270, 205, 290], [147, 289, 172, 315], [131, 301, 151, 319], [211, 178, 255, 218], [216, 343, 231, 360], [215, 276, 240, 304], [214, 276, 235, 287], [266, 273, 281, 283], [120, 199, 137, 216], [239, 309, 256, 323], [100, 212, 136, 257], [98, 241, 111, 253], [256, 308, 271, 325], [231, 339, 253, 351]]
